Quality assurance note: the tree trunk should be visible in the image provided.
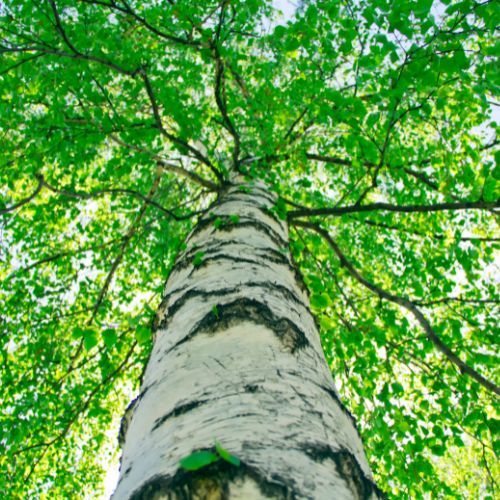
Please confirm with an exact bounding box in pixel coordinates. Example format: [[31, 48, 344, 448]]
[[113, 176, 381, 499]]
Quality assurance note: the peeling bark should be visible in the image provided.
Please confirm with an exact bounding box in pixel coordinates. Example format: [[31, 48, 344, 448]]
[[113, 177, 381, 499]]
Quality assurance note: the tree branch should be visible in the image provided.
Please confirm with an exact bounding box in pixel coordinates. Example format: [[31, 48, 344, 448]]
[[88, 173, 162, 322], [139, 69, 223, 183], [416, 297, 500, 307], [210, 1, 241, 168], [77, 0, 199, 46], [350, 216, 500, 243], [110, 135, 218, 191], [294, 220, 500, 396], [0, 175, 45, 215], [288, 199, 500, 219], [1, 174, 201, 220]]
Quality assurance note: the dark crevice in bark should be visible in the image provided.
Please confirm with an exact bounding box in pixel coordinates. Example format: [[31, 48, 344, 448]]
[[187, 214, 288, 250], [226, 186, 277, 205], [244, 384, 259, 392], [157, 286, 237, 330], [288, 249, 310, 297], [118, 386, 149, 448], [301, 444, 384, 499], [319, 385, 362, 439], [215, 196, 282, 224], [152, 400, 206, 431], [174, 249, 295, 283], [218, 194, 272, 207], [163, 298, 310, 355], [174, 239, 291, 271], [157, 283, 307, 333], [192, 253, 273, 272], [128, 459, 295, 500]]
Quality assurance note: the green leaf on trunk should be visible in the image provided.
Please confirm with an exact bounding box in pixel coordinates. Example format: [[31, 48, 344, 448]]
[[179, 451, 219, 471], [215, 442, 240, 466], [193, 251, 205, 267]]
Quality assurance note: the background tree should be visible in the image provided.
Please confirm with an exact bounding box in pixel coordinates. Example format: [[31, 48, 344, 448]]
[[0, 0, 498, 497]]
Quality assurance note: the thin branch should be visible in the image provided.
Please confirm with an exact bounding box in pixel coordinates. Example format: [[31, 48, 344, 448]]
[[110, 135, 218, 190], [213, 48, 241, 166], [416, 297, 500, 306], [48, 0, 80, 54], [6, 236, 125, 280], [21, 341, 137, 479], [140, 69, 223, 183], [1, 174, 201, 220], [0, 52, 45, 76], [0, 43, 138, 76], [88, 173, 161, 322], [77, 0, 199, 46], [210, 1, 241, 168], [0, 176, 44, 215], [351, 216, 500, 243]]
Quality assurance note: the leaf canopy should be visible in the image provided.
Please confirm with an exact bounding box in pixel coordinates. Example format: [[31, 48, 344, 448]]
[[1, 0, 498, 497]]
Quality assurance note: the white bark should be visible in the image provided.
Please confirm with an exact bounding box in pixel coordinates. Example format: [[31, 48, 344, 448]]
[[113, 178, 381, 499]]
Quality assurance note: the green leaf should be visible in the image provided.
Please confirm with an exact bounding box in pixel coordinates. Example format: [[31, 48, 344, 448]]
[[135, 325, 150, 344], [310, 294, 330, 309], [72, 326, 86, 339], [193, 251, 205, 267], [212, 305, 219, 319], [179, 451, 219, 471], [366, 112, 380, 128], [215, 442, 240, 466], [102, 328, 118, 349], [83, 330, 99, 351]]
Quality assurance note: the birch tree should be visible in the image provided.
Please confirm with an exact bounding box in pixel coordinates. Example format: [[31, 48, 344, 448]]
[[0, 0, 498, 498]]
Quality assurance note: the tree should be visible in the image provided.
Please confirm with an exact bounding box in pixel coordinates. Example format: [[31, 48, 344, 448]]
[[0, 0, 498, 497]]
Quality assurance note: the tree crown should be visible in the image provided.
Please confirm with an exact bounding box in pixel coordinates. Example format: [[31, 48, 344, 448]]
[[1, 0, 498, 497]]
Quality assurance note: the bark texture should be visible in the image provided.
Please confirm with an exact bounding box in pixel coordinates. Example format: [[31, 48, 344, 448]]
[[113, 177, 381, 499]]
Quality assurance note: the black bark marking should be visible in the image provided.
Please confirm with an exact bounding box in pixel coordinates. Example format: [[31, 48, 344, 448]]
[[156, 281, 306, 331], [191, 298, 310, 352], [187, 214, 287, 250], [118, 386, 149, 448], [215, 196, 282, 224], [164, 298, 310, 355], [301, 444, 385, 499], [174, 242, 291, 273], [289, 248, 310, 296], [226, 186, 277, 205], [244, 384, 259, 393], [190, 253, 274, 274], [319, 385, 363, 440], [129, 459, 295, 500], [152, 400, 206, 431]]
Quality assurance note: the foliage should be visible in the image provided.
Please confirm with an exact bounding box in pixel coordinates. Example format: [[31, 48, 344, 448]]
[[0, 0, 498, 497]]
